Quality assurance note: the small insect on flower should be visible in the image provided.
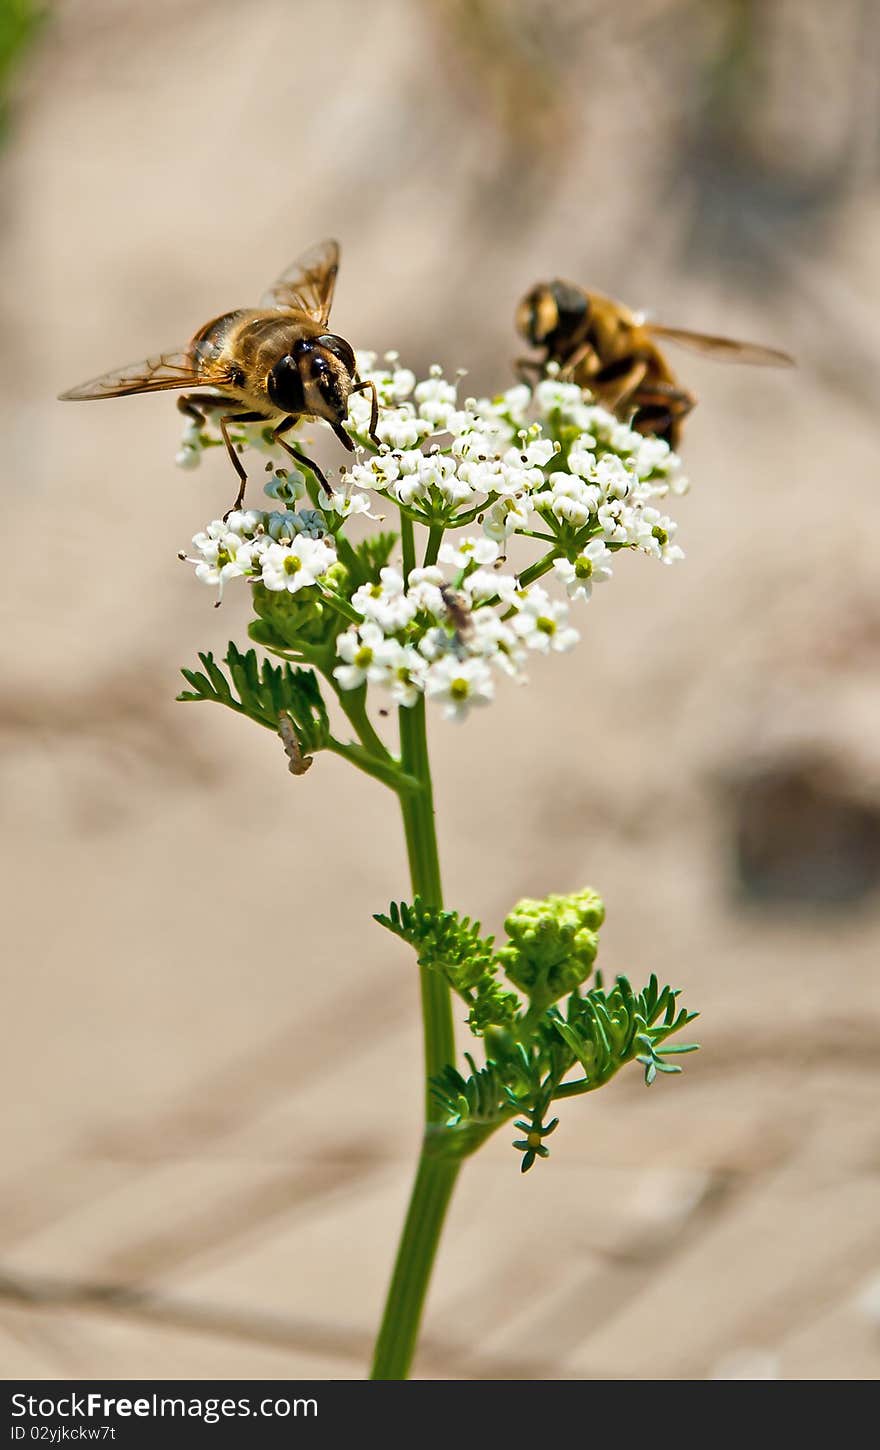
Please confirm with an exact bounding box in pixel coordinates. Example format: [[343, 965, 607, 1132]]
[[60, 240, 381, 513], [515, 279, 794, 448], [440, 584, 475, 654]]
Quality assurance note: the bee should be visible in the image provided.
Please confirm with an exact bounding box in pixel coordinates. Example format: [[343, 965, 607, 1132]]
[[60, 239, 379, 510], [515, 281, 793, 449]]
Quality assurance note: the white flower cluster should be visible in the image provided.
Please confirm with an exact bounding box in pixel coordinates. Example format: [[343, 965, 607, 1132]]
[[342, 358, 686, 561], [179, 508, 337, 604], [178, 355, 689, 715], [332, 538, 584, 720]]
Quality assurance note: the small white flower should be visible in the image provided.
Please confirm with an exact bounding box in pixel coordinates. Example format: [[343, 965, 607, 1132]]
[[499, 450, 546, 494], [375, 638, 427, 708], [533, 377, 588, 415], [463, 567, 519, 606], [375, 407, 432, 450], [512, 587, 580, 653], [333, 622, 388, 691], [347, 453, 402, 493], [597, 495, 634, 544], [407, 566, 445, 617], [567, 439, 598, 477], [264, 469, 307, 505], [482, 494, 533, 541], [457, 457, 505, 495], [389, 367, 416, 402], [225, 509, 264, 538], [438, 536, 499, 571], [326, 483, 380, 520], [414, 374, 459, 429], [260, 535, 336, 594], [553, 540, 614, 602], [450, 429, 498, 462], [469, 608, 526, 678], [183, 524, 263, 601], [536, 472, 600, 529], [351, 566, 416, 631], [593, 454, 634, 499], [418, 625, 451, 663], [501, 438, 556, 471], [633, 433, 672, 478], [425, 656, 495, 720]]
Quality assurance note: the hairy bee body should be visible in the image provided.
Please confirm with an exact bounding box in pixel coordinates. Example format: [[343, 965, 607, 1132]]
[[60, 240, 378, 511], [516, 281, 793, 450], [188, 309, 327, 417]]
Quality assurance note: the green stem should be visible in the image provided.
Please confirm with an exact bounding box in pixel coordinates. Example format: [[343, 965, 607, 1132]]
[[396, 698, 454, 1113], [517, 550, 560, 589], [370, 695, 460, 1380], [401, 511, 417, 580], [369, 1153, 459, 1381], [327, 738, 420, 793], [327, 677, 393, 763], [424, 526, 443, 568]]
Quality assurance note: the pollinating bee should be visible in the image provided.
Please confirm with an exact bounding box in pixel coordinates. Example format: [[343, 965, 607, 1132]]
[[515, 280, 793, 449], [60, 239, 379, 511]]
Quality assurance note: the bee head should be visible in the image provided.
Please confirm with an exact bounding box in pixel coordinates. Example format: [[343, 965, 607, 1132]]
[[267, 334, 356, 425], [516, 281, 589, 353]]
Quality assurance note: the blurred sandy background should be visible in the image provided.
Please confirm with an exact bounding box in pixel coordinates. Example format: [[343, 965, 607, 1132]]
[[1, 0, 879, 1380]]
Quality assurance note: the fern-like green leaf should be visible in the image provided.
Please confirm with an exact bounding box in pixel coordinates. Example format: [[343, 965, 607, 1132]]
[[178, 644, 330, 758]]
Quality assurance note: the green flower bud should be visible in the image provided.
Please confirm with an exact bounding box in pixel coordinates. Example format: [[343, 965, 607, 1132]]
[[252, 582, 333, 649], [323, 561, 350, 594], [496, 888, 604, 1008]]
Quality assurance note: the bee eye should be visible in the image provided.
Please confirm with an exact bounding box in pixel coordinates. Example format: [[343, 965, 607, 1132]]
[[266, 354, 306, 415], [316, 333, 356, 376]]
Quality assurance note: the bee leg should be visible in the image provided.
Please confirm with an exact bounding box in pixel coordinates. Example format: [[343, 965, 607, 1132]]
[[219, 410, 266, 516], [630, 382, 695, 449], [178, 392, 232, 423], [178, 394, 204, 424], [351, 378, 381, 446], [330, 421, 356, 454], [558, 341, 600, 382], [272, 416, 331, 495], [513, 356, 544, 387], [594, 357, 648, 412]]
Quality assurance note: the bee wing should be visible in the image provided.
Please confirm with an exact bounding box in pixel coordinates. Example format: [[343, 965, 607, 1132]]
[[59, 348, 229, 401], [646, 324, 795, 368], [261, 238, 340, 323]]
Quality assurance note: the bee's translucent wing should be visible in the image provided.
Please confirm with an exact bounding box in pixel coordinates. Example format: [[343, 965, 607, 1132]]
[[261, 238, 340, 323], [647, 324, 795, 368], [58, 348, 224, 400]]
